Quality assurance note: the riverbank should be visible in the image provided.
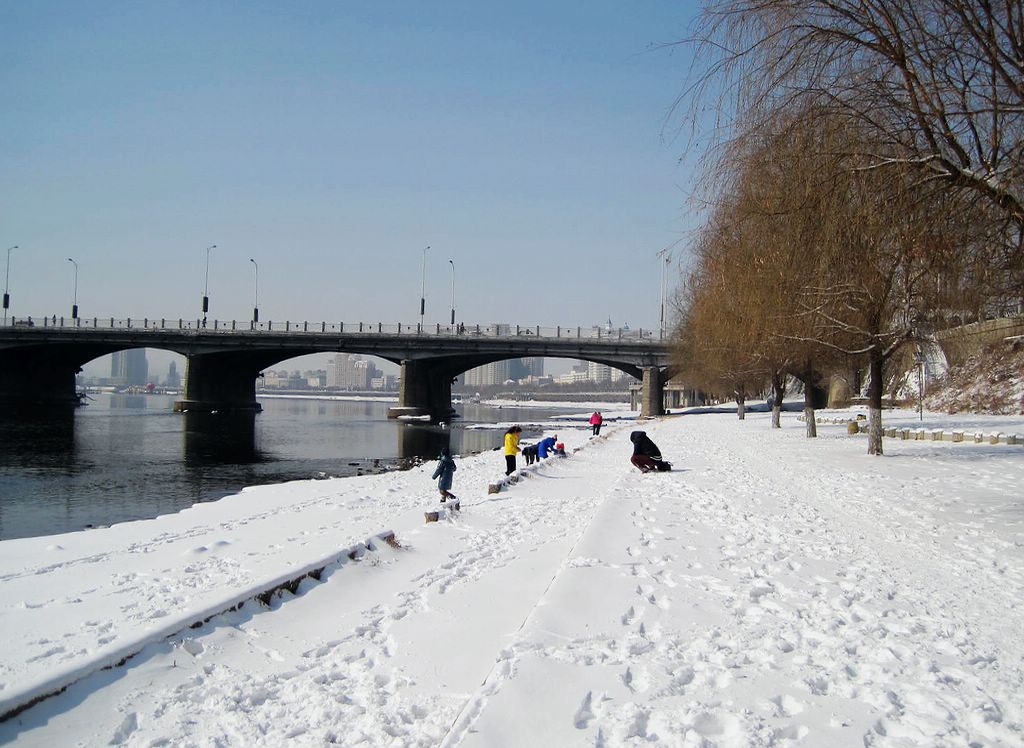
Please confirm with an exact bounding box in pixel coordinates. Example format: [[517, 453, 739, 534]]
[[2, 407, 1023, 745]]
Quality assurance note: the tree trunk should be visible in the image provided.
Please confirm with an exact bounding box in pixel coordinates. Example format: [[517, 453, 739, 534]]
[[771, 372, 783, 429], [803, 359, 816, 438], [867, 349, 884, 455]]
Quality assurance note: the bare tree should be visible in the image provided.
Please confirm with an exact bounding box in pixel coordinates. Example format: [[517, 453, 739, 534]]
[[677, 0, 1024, 298]]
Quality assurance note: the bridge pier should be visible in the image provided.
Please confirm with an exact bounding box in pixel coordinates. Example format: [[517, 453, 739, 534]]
[[639, 366, 666, 418], [390, 359, 456, 420], [174, 353, 263, 413], [0, 347, 82, 410]]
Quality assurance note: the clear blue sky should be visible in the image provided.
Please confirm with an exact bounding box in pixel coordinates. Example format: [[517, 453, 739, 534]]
[[2, 1, 701, 335]]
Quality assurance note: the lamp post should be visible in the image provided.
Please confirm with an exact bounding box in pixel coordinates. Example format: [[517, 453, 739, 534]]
[[202, 244, 216, 322], [657, 249, 672, 339], [67, 257, 79, 319], [420, 245, 429, 329], [449, 259, 456, 325], [250, 258, 259, 324], [3, 245, 17, 324]]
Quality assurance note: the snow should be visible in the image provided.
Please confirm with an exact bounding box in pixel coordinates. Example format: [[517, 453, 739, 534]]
[[2, 406, 1023, 746]]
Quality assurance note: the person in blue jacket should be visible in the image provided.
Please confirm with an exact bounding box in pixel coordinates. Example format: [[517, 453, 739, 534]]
[[536, 435, 558, 459], [432, 447, 457, 502]]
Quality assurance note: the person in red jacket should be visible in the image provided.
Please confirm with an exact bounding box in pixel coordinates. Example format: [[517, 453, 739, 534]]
[[589, 411, 604, 436]]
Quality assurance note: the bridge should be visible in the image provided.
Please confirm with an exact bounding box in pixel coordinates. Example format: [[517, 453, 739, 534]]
[[0, 317, 675, 418]]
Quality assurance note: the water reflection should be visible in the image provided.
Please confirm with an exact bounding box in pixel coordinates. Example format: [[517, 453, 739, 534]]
[[0, 394, 597, 540], [182, 411, 261, 467], [397, 424, 451, 464], [0, 408, 76, 463]]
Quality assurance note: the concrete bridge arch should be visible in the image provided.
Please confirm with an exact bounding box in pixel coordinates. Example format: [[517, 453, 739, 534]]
[[0, 322, 675, 417]]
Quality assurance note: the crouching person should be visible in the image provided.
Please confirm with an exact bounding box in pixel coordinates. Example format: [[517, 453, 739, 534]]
[[630, 430, 672, 472]]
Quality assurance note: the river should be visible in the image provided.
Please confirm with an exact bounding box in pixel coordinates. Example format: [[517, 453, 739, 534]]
[[0, 393, 594, 541]]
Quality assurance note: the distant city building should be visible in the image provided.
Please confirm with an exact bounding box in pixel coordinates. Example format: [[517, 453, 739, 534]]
[[588, 361, 613, 384], [110, 349, 148, 387], [328, 354, 380, 390], [305, 370, 327, 388], [463, 359, 512, 387], [165, 361, 181, 389], [554, 369, 591, 385], [521, 357, 544, 377], [371, 374, 398, 391]]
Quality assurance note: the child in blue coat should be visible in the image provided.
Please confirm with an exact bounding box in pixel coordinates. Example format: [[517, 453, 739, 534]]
[[537, 435, 558, 459], [432, 447, 457, 503]]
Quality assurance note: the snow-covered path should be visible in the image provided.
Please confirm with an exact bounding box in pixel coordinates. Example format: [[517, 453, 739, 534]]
[[2, 411, 1023, 746]]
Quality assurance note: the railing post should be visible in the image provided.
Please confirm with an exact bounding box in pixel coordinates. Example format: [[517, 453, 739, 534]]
[[286, 321, 290, 331], [577, 326, 581, 338], [268, 321, 272, 330], [60, 316, 64, 326], [324, 321, 328, 332], [179, 318, 183, 329], [557, 325, 560, 337], [304, 321, 308, 332], [161, 318, 165, 328], [516, 325, 520, 336], [338, 321, 342, 333], [536, 325, 540, 336], [127, 317, 132, 328], [436, 323, 440, 334], [232, 320, 236, 330], [378, 322, 382, 333], [214, 319, 219, 330], [110, 317, 114, 328]]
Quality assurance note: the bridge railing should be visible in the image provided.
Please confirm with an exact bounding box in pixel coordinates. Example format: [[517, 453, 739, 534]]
[[2, 316, 666, 341]]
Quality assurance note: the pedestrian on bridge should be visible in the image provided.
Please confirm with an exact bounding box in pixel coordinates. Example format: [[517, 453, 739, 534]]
[[503, 426, 522, 475]]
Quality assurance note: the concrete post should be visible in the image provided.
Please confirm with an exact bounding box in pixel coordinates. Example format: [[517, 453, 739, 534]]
[[174, 353, 263, 413], [392, 359, 454, 419], [640, 367, 664, 418]]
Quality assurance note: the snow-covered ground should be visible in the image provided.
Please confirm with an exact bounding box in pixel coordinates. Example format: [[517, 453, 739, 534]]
[[1, 406, 1023, 746]]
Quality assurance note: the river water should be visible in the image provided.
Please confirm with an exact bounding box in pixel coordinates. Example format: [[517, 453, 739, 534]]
[[0, 393, 590, 541]]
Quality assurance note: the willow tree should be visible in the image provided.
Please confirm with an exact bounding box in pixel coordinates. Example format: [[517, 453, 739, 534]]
[[678, 0, 1024, 304], [675, 207, 771, 419], [797, 140, 966, 454]]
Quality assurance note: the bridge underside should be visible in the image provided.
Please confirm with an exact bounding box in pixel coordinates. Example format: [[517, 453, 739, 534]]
[[393, 355, 675, 420], [0, 346, 83, 410]]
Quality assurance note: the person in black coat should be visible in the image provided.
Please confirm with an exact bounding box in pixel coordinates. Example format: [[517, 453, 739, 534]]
[[630, 430, 671, 472]]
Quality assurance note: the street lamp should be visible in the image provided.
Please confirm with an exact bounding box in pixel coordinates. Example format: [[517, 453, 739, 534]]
[[3, 245, 17, 324], [449, 259, 456, 325], [657, 249, 672, 339], [250, 258, 259, 324], [202, 244, 216, 321], [419, 245, 429, 329], [67, 258, 79, 319]]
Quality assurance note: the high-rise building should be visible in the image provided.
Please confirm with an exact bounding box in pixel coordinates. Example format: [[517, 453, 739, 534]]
[[110, 349, 148, 387], [165, 361, 181, 388], [463, 359, 512, 387], [521, 357, 545, 377], [328, 354, 379, 389], [588, 361, 613, 383]]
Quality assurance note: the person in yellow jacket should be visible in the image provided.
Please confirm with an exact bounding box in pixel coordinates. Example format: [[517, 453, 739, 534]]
[[503, 425, 522, 475]]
